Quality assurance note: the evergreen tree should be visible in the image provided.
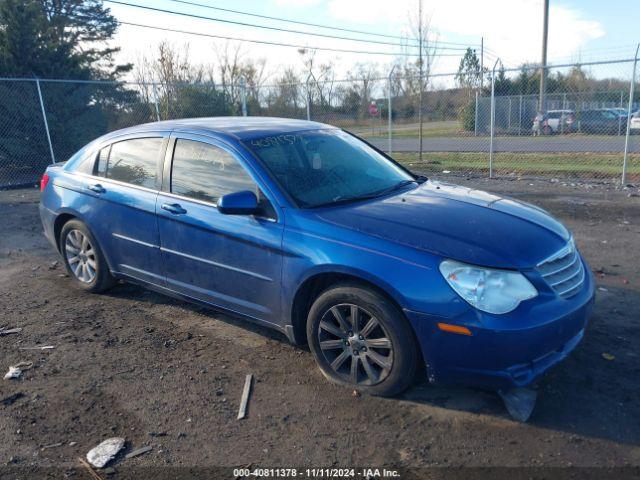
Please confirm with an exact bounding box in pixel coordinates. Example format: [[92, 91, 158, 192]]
[[0, 0, 139, 183], [0, 0, 129, 78], [455, 48, 484, 94]]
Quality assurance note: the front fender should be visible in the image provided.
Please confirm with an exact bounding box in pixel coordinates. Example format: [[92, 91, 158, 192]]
[[289, 263, 409, 312], [281, 222, 465, 323]]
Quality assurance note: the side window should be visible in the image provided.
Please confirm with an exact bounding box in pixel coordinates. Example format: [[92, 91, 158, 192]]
[[74, 149, 98, 175], [171, 139, 256, 204], [95, 145, 110, 176], [100, 138, 163, 188]]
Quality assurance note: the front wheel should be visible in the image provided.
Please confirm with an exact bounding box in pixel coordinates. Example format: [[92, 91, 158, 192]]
[[59, 219, 116, 293], [307, 284, 418, 397]]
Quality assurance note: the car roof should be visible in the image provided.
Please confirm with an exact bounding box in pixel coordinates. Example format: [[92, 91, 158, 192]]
[[99, 117, 335, 143]]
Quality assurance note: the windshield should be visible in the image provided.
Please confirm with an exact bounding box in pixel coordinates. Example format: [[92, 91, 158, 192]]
[[244, 129, 416, 208]]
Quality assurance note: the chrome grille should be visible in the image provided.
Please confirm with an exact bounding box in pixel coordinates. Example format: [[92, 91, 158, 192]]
[[537, 240, 585, 299]]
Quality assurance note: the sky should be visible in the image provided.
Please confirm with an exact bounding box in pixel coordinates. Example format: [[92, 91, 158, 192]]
[[106, 0, 639, 82]]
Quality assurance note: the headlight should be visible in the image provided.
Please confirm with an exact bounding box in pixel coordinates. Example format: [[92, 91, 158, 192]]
[[439, 260, 537, 314]]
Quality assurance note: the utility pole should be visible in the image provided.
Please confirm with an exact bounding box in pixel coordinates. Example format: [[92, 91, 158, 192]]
[[538, 0, 549, 112], [480, 36, 484, 89], [418, 0, 423, 161]]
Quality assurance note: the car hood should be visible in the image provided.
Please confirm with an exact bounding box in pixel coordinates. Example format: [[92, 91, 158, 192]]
[[316, 181, 570, 269]]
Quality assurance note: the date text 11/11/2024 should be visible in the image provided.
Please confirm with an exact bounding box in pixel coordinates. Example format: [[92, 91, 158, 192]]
[[232, 467, 401, 478]]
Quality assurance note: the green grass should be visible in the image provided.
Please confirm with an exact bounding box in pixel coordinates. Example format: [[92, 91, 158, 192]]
[[351, 120, 463, 139], [392, 152, 640, 177]]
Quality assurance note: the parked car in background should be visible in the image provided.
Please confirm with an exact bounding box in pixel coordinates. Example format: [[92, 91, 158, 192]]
[[39, 118, 595, 396], [578, 109, 622, 134], [605, 107, 628, 119], [604, 108, 629, 135], [532, 110, 576, 135], [630, 111, 640, 133]]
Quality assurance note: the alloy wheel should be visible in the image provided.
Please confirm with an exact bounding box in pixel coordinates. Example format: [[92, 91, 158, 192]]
[[317, 303, 394, 386], [64, 229, 97, 283]]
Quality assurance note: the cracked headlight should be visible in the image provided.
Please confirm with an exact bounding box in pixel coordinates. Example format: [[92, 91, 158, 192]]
[[439, 260, 538, 314]]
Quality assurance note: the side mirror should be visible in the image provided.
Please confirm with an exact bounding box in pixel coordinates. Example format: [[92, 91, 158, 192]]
[[217, 190, 258, 215]]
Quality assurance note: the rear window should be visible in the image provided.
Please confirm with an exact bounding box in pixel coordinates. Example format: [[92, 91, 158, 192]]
[[74, 149, 98, 175], [65, 142, 97, 174], [95, 146, 110, 176], [99, 138, 163, 189]]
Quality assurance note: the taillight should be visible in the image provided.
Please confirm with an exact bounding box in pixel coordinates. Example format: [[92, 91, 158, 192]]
[[40, 173, 50, 191]]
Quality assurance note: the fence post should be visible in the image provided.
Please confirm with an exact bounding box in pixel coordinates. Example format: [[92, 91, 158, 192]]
[[622, 44, 639, 185], [388, 65, 396, 154], [489, 58, 501, 179], [152, 83, 161, 122], [618, 90, 624, 135], [518, 94, 523, 135], [239, 77, 248, 117], [35, 79, 56, 165], [474, 91, 479, 136], [305, 73, 312, 121]]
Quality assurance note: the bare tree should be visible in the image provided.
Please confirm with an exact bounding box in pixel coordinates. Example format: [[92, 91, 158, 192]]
[[215, 42, 268, 114], [265, 67, 304, 117], [134, 41, 203, 119], [298, 48, 339, 118], [345, 63, 379, 120], [404, 0, 439, 160]]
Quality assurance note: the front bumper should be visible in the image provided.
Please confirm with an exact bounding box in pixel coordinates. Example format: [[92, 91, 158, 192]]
[[405, 260, 596, 390]]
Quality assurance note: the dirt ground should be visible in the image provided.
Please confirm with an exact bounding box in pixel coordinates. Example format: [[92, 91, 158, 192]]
[[1, 176, 639, 479]]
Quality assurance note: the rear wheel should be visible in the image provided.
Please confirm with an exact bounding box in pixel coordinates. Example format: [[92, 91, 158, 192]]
[[59, 219, 115, 293], [307, 284, 418, 397]]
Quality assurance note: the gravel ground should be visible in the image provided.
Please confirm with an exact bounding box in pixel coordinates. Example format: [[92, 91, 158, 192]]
[[0, 177, 639, 479]]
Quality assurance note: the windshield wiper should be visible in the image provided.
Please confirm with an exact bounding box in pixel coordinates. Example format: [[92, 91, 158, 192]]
[[361, 179, 418, 199], [414, 174, 428, 183], [309, 179, 418, 209]]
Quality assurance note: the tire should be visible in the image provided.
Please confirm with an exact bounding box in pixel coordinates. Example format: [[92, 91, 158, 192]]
[[306, 283, 418, 397], [59, 219, 116, 293]]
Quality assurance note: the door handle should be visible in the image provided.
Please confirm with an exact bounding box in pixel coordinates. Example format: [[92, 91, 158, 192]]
[[87, 183, 105, 194], [161, 203, 187, 215]]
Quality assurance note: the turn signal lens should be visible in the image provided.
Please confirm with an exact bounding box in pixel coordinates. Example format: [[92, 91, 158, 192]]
[[437, 323, 472, 336]]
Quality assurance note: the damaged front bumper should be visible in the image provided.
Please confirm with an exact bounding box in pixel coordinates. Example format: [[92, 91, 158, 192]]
[[404, 263, 596, 391]]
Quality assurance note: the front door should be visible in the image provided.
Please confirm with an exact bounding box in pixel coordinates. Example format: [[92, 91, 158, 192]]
[[156, 134, 283, 325]]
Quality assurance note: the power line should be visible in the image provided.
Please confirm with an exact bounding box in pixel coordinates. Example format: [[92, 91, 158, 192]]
[[105, 0, 471, 51], [163, 0, 479, 48], [118, 21, 464, 57]]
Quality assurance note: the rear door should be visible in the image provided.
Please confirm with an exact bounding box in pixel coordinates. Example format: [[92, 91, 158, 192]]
[[82, 133, 168, 285], [156, 133, 284, 325]]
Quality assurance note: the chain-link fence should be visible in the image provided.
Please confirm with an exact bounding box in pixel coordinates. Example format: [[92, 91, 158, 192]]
[[353, 58, 640, 184], [1, 56, 638, 188]]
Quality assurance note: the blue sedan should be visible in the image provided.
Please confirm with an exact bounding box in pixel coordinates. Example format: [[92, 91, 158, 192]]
[[39, 118, 595, 396]]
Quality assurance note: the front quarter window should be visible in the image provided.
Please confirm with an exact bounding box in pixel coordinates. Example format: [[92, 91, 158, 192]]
[[244, 129, 416, 208]]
